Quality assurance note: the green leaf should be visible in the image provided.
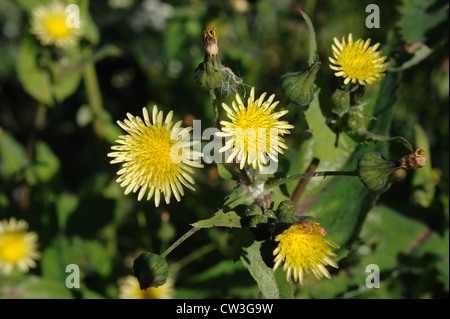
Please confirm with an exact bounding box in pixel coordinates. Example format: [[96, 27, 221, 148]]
[[411, 124, 435, 207], [240, 241, 281, 299], [16, 38, 53, 105], [133, 252, 169, 289], [388, 45, 433, 72], [0, 275, 73, 299], [25, 140, 60, 185], [397, 0, 449, 44], [299, 9, 318, 64], [0, 130, 28, 180], [191, 210, 241, 228], [217, 163, 233, 180]]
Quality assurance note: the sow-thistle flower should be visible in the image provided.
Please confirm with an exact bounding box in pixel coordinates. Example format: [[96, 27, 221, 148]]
[[30, 1, 82, 48], [217, 87, 294, 170], [329, 33, 388, 85], [118, 275, 175, 299], [0, 218, 40, 276], [273, 222, 339, 284], [108, 106, 203, 207]]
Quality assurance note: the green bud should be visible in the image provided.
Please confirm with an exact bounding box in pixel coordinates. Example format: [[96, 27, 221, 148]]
[[281, 61, 321, 109], [244, 204, 262, 217], [344, 107, 366, 131], [263, 209, 276, 220], [133, 252, 169, 290], [357, 152, 397, 191], [248, 214, 268, 228], [275, 200, 297, 222], [354, 83, 380, 105], [195, 54, 225, 89], [332, 89, 350, 116]]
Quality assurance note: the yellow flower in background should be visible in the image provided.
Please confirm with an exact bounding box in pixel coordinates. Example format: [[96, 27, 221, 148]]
[[108, 105, 203, 207], [329, 33, 388, 85], [30, 1, 82, 48], [118, 275, 175, 299], [273, 222, 339, 285], [217, 87, 294, 170], [0, 218, 40, 276]]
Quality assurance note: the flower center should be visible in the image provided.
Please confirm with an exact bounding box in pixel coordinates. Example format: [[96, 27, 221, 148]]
[[233, 107, 276, 152], [136, 127, 180, 178], [339, 44, 376, 79], [0, 233, 26, 263], [42, 14, 72, 38]]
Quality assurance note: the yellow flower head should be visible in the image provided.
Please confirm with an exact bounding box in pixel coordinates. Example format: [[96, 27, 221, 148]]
[[118, 275, 175, 299], [0, 218, 40, 276], [30, 1, 82, 48], [108, 105, 203, 207], [329, 33, 388, 85], [217, 87, 294, 170], [273, 221, 339, 284]]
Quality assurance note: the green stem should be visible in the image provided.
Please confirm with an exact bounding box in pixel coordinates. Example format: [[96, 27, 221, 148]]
[[266, 169, 359, 190], [83, 61, 105, 140], [209, 88, 220, 129], [160, 227, 200, 259]]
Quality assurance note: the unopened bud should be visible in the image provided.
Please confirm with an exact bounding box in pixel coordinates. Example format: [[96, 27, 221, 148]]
[[244, 203, 262, 217], [275, 200, 297, 222], [354, 82, 380, 105], [357, 151, 397, 191], [332, 89, 350, 116], [281, 61, 321, 109]]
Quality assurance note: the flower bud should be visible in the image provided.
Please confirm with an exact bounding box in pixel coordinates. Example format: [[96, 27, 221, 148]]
[[344, 108, 366, 131], [195, 54, 225, 89], [281, 61, 321, 109], [357, 151, 397, 191], [244, 203, 262, 217], [275, 200, 297, 222], [332, 89, 350, 117], [354, 82, 380, 105], [195, 28, 225, 89], [248, 214, 268, 228]]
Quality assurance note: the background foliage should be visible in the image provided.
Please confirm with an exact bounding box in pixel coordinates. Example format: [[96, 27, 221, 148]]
[[0, 0, 448, 298]]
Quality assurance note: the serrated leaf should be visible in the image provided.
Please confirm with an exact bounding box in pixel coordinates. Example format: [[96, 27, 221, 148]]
[[397, 0, 449, 44], [191, 210, 241, 228], [240, 241, 281, 299]]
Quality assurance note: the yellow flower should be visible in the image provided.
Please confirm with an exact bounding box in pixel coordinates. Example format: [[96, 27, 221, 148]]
[[273, 222, 339, 284], [0, 218, 40, 276], [329, 33, 388, 85], [30, 1, 82, 48], [217, 87, 294, 170], [108, 105, 203, 207], [118, 275, 175, 299]]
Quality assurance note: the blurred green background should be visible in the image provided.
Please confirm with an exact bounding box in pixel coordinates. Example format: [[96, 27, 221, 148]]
[[0, 0, 448, 298]]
